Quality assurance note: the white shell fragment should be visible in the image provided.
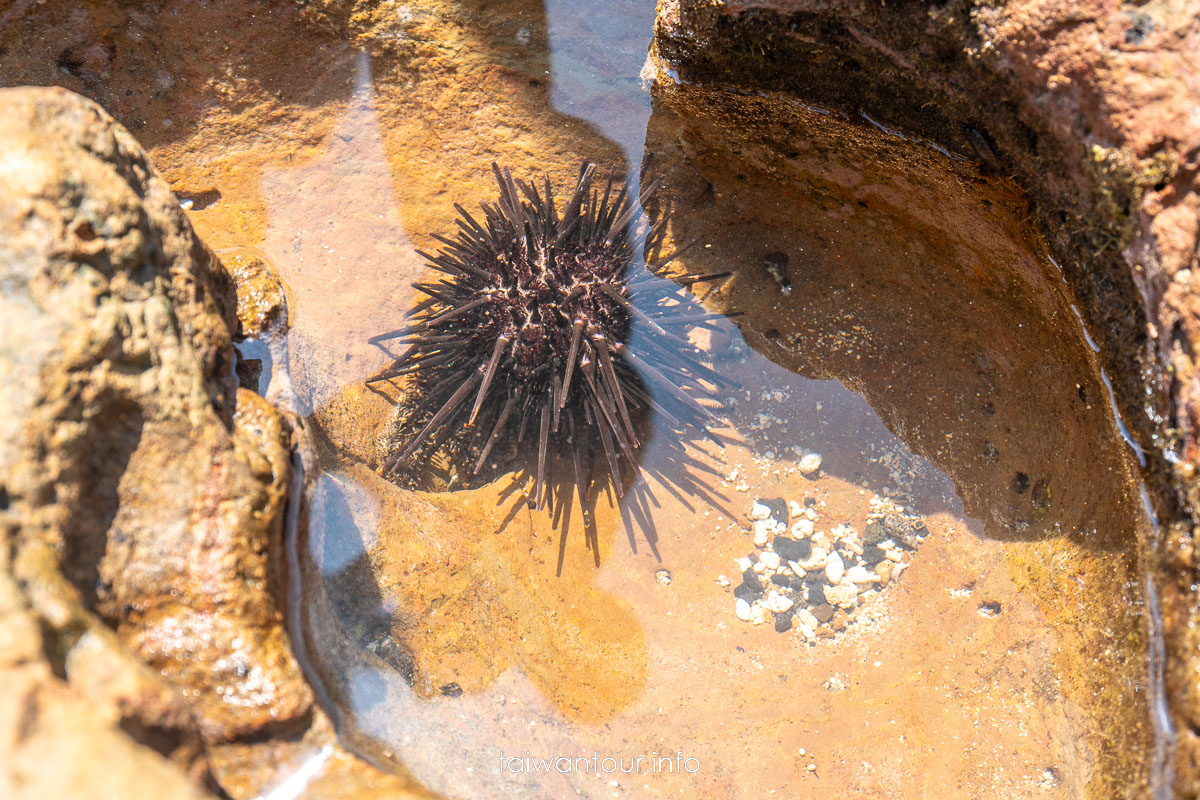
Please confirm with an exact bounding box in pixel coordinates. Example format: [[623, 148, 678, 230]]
[[845, 566, 878, 584], [825, 583, 859, 608], [753, 519, 772, 546], [792, 518, 815, 537]]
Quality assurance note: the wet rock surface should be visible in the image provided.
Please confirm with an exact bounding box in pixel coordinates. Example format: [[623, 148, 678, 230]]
[[0, 86, 335, 797]]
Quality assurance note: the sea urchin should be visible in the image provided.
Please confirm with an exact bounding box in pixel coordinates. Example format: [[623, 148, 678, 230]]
[[368, 162, 732, 520]]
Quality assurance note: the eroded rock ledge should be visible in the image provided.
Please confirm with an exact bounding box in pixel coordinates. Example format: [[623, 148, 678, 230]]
[[0, 87, 427, 799], [652, 0, 1200, 792]]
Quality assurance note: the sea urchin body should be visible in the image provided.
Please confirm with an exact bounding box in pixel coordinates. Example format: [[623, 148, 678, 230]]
[[368, 162, 732, 519]]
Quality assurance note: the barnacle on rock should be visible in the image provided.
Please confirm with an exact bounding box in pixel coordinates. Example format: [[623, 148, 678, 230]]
[[368, 162, 732, 525]]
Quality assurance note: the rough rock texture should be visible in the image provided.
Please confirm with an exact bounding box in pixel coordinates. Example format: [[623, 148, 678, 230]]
[[652, 0, 1200, 793], [0, 83, 448, 800], [0, 546, 215, 799], [0, 86, 311, 793]]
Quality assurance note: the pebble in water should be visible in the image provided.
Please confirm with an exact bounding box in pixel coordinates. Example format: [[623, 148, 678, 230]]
[[724, 492, 929, 640], [735, 598, 753, 621], [825, 551, 845, 584]]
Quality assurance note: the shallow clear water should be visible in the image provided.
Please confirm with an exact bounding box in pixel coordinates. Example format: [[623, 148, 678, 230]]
[[214, 10, 1161, 800], [113, 1, 1155, 796]]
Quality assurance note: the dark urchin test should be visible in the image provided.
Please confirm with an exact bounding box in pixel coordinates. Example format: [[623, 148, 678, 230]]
[[368, 162, 733, 529]]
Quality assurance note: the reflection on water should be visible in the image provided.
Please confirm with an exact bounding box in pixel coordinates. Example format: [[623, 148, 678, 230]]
[[231, 2, 1155, 799], [261, 52, 417, 415]]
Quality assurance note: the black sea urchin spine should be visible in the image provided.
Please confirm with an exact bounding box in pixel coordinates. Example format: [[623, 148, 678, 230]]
[[368, 162, 734, 514]]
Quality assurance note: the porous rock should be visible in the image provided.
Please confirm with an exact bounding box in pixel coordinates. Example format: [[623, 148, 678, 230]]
[[0, 87, 309, 794]]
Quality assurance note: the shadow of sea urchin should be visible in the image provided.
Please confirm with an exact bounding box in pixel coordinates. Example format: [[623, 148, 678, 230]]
[[368, 162, 733, 526]]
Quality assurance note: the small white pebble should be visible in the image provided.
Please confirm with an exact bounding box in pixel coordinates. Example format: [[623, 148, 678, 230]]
[[760, 551, 781, 570], [716, 574, 731, 587], [798, 547, 829, 571], [787, 560, 806, 577], [765, 591, 793, 613], [825, 552, 845, 584], [750, 502, 772, 521], [804, 507, 818, 521], [789, 500, 804, 518], [799, 453, 823, 474], [735, 598, 753, 621], [736, 557, 752, 572]]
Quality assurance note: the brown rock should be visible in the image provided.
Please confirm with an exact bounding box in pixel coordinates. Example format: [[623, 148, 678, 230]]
[[653, 2, 1200, 793], [226, 251, 287, 340], [0, 86, 308, 790]]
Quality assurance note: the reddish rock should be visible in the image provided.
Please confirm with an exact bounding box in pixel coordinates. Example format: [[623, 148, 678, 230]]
[[653, 0, 1200, 793]]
